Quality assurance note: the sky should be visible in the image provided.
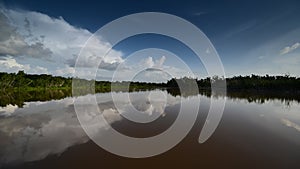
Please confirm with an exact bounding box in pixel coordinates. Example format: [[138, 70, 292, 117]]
[[0, 0, 300, 82]]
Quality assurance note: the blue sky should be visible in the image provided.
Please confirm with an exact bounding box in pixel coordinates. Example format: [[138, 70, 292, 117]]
[[0, 0, 300, 81]]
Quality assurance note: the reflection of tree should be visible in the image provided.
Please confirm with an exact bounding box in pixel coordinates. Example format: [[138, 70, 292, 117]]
[[1, 88, 299, 108], [1, 71, 300, 106], [0, 89, 71, 107], [166, 88, 200, 98], [167, 74, 300, 104], [226, 90, 300, 105], [167, 88, 300, 105]]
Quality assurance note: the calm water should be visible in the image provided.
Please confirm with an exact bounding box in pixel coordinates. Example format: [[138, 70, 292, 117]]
[[0, 90, 300, 169]]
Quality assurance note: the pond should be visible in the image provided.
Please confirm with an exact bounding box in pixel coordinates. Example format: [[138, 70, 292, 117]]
[[0, 90, 300, 169]]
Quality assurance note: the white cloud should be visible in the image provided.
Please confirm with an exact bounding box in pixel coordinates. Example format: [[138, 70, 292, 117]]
[[142, 56, 166, 69], [0, 56, 48, 74], [111, 55, 195, 82], [0, 57, 29, 70], [143, 56, 154, 68], [0, 7, 124, 76], [0, 57, 30, 72], [0, 7, 197, 80], [0, 11, 52, 58], [229, 27, 300, 77], [155, 55, 166, 68], [280, 42, 300, 55], [54, 66, 75, 77]]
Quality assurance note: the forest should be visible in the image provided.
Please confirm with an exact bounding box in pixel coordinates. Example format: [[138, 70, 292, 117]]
[[167, 74, 300, 91], [1, 71, 300, 107], [0, 71, 164, 92], [1, 71, 300, 92]]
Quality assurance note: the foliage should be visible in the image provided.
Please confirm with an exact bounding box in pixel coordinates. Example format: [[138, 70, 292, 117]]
[[1, 71, 300, 92], [1, 71, 300, 107]]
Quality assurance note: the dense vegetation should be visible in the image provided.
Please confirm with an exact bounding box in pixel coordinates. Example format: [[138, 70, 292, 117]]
[[0, 89, 72, 107], [1, 71, 300, 91], [167, 74, 300, 91], [0, 71, 164, 91], [226, 74, 300, 91], [1, 71, 300, 107], [0, 71, 72, 90]]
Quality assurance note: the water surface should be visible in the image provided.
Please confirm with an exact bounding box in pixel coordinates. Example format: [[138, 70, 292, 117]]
[[0, 90, 300, 169]]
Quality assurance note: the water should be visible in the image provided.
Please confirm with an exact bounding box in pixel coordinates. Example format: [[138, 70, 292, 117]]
[[0, 90, 300, 169]]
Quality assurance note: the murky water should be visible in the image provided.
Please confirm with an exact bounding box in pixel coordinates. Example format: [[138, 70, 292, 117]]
[[0, 90, 300, 169]]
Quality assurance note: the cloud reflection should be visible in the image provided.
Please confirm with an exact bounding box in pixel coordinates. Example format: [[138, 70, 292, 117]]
[[0, 91, 180, 165], [281, 118, 300, 132]]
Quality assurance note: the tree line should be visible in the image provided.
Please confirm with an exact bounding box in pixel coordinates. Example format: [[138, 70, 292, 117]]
[[200, 74, 300, 91], [1, 71, 300, 107], [0, 71, 72, 91], [1, 71, 300, 92], [0, 71, 164, 91]]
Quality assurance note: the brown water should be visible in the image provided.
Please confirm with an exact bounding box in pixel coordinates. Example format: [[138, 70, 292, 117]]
[[0, 90, 300, 169]]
